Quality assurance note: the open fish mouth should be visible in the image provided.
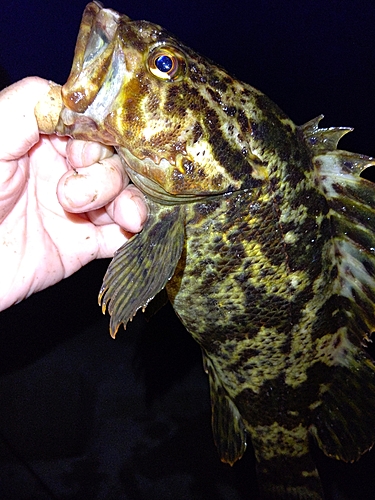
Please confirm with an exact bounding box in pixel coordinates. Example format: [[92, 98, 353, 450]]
[[56, 2, 128, 143]]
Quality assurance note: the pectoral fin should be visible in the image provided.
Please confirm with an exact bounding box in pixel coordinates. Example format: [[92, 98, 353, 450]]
[[99, 200, 185, 337]]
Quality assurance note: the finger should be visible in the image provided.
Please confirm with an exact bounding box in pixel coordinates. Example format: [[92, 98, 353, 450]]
[[0, 77, 51, 161], [34, 82, 62, 134], [95, 223, 130, 259], [57, 154, 128, 212], [106, 184, 148, 233], [66, 139, 115, 168], [49, 134, 70, 157], [86, 207, 113, 226], [85, 185, 148, 233]]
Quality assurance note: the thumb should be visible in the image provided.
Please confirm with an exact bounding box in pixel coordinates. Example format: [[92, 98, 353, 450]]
[[0, 77, 51, 161], [0, 77, 52, 223]]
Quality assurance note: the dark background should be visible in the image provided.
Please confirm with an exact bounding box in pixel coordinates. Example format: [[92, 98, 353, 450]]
[[1, 1, 375, 499]]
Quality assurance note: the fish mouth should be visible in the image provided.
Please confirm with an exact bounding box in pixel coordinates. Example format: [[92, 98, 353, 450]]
[[118, 146, 229, 205], [56, 2, 129, 142]]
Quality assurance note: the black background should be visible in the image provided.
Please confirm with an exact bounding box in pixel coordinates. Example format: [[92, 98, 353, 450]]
[[1, 1, 375, 499]]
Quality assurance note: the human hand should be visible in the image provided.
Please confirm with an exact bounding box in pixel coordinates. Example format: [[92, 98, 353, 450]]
[[0, 77, 148, 311]]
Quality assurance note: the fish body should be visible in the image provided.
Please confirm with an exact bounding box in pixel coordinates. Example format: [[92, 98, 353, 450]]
[[56, 3, 375, 498]]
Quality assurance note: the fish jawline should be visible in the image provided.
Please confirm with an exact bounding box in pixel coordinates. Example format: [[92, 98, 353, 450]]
[[118, 146, 239, 205]]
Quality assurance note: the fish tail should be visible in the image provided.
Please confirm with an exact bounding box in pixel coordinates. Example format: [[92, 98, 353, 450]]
[[256, 453, 323, 499], [250, 423, 324, 499]]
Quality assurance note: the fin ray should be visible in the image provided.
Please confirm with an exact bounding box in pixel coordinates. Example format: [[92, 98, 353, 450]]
[[310, 347, 375, 462], [99, 201, 185, 337], [306, 133, 375, 462], [203, 353, 247, 465]]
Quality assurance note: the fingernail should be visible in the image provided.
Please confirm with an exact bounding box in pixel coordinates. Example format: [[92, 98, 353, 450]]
[[132, 193, 149, 225], [64, 174, 96, 209], [82, 142, 113, 164]]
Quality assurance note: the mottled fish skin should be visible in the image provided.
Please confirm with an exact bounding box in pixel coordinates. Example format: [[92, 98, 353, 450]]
[[56, 3, 375, 498]]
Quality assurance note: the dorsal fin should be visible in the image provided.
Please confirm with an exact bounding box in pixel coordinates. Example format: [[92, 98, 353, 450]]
[[300, 115, 375, 175], [302, 117, 375, 463], [301, 115, 353, 152]]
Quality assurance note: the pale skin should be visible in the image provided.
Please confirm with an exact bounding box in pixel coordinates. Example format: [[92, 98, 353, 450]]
[[0, 77, 148, 312]]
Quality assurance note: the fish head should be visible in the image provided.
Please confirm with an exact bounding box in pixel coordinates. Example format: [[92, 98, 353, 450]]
[[57, 2, 268, 201]]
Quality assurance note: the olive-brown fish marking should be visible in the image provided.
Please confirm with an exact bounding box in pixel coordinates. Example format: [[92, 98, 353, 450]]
[[56, 3, 375, 498]]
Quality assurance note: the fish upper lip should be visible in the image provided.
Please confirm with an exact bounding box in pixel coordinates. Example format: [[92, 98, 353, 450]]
[[96, 5, 123, 40]]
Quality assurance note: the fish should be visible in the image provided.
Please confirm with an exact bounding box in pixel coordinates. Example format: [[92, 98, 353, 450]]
[[55, 2, 375, 498]]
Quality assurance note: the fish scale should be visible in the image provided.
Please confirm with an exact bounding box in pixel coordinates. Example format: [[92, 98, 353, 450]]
[[55, 3, 375, 498]]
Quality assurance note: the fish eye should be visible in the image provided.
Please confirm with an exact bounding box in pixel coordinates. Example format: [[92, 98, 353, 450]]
[[148, 46, 185, 81], [155, 55, 173, 73]]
